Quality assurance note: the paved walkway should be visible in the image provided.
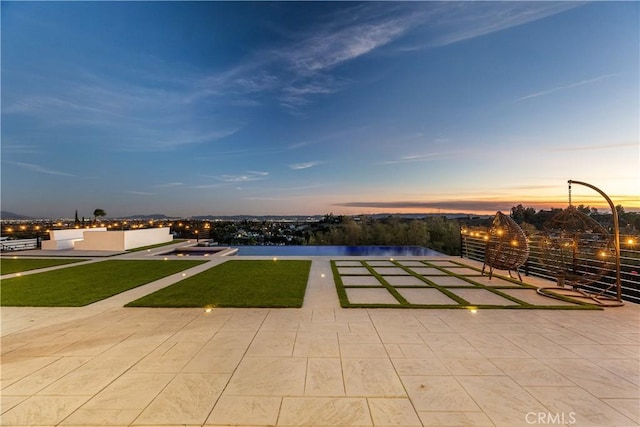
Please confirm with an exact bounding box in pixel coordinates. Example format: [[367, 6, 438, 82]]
[[1, 255, 639, 426]]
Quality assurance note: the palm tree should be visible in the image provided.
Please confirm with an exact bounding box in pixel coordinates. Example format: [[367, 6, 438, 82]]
[[93, 208, 106, 224]]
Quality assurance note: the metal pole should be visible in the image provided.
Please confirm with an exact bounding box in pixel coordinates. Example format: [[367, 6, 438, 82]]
[[568, 179, 621, 302]]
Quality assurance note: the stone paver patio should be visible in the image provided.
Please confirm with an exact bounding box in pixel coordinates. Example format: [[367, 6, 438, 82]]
[[1, 251, 639, 426]]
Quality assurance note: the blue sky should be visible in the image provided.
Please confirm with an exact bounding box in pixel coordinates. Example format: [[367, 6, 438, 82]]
[[2, 1, 638, 218]]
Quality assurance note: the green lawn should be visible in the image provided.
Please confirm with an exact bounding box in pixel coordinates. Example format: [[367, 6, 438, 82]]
[[1, 260, 205, 307], [127, 260, 311, 308], [332, 260, 601, 310], [1, 258, 86, 275]]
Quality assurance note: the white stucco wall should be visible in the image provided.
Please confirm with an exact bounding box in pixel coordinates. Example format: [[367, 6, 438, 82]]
[[72, 228, 172, 251], [123, 228, 172, 250], [73, 230, 123, 251], [42, 227, 107, 250], [42, 239, 80, 250]]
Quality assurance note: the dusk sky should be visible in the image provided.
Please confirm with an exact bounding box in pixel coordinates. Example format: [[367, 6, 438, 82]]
[[2, 1, 638, 219]]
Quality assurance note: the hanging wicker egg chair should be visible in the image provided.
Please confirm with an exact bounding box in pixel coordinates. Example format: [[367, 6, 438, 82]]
[[538, 206, 615, 289], [482, 211, 530, 281]]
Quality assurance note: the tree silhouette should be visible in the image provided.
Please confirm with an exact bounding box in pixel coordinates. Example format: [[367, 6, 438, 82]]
[[93, 208, 106, 223]]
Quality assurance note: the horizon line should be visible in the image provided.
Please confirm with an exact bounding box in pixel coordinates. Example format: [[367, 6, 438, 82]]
[[4, 208, 637, 222]]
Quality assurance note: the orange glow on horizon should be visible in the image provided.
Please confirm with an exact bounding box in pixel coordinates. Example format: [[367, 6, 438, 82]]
[[328, 189, 639, 216]]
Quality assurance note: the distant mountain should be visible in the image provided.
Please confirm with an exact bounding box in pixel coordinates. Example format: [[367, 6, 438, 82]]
[[0, 211, 34, 220], [117, 214, 172, 220], [0, 211, 492, 222], [211, 213, 489, 221], [190, 213, 491, 221]]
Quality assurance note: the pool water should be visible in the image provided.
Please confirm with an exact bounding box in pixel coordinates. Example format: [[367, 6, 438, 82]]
[[160, 247, 228, 257], [232, 245, 442, 256]]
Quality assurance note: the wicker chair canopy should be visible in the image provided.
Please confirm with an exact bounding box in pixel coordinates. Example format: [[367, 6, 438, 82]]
[[539, 206, 615, 289], [482, 211, 530, 281]]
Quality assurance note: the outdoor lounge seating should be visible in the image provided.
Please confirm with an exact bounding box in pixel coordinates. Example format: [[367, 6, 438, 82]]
[[482, 211, 529, 281]]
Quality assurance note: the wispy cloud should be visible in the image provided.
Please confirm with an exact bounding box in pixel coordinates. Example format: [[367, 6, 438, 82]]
[[279, 76, 348, 109], [282, 4, 418, 74], [148, 128, 241, 151], [192, 183, 228, 189], [188, 4, 422, 111], [154, 182, 184, 188], [194, 67, 278, 101], [379, 151, 456, 165], [288, 126, 367, 150], [4, 66, 197, 124], [215, 171, 270, 183], [289, 161, 321, 170], [516, 74, 618, 102], [119, 127, 241, 152], [4, 94, 122, 118], [277, 184, 326, 192], [197, 148, 254, 160], [398, 2, 581, 51], [335, 200, 519, 212], [251, 184, 328, 194], [126, 191, 154, 195], [272, 2, 580, 109], [4, 67, 242, 152], [6, 161, 75, 177], [6, 2, 579, 131], [335, 197, 607, 213], [1, 144, 43, 155]]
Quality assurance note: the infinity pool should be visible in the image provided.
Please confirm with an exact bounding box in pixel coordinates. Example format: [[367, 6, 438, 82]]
[[231, 245, 443, 256]]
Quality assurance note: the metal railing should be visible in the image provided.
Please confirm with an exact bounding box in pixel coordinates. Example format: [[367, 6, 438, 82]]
[[461, 229, 640, 304], [1, 238, 39, 252]]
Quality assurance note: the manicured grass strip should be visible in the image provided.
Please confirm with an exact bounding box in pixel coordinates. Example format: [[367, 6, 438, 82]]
[[391, 260, 471, 306], [361, 261, 409, 305], [127, 260, 311, 308], [418, 261, 599, 307], [1, 258, 85, 275], [1, 260, 205, 307], [332, 262, 350, 308], [332, 259, 601, 310]]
